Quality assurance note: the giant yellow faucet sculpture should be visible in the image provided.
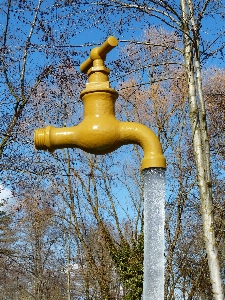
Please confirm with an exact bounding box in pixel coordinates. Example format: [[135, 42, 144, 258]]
[[34, 36, 166, 170]]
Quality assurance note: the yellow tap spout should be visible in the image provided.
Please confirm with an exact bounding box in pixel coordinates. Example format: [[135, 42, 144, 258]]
[[119, 122, 166, 170], [34, 120, 166, 170]]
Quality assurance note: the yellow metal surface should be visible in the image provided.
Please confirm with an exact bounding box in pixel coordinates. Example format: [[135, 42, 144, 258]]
[[34, 36, 166, 170], [80, 36, 118, 74]]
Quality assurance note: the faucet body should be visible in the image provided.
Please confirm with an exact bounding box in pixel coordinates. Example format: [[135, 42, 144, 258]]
[[34, 36, 166, 170]]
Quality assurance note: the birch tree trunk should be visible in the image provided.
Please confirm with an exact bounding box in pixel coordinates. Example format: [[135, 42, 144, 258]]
[[180, 0, 224, 298]]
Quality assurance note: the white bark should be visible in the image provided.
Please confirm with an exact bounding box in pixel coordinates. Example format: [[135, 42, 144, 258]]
[[180, 0, 224, 298], [194, 54, 224, 300]]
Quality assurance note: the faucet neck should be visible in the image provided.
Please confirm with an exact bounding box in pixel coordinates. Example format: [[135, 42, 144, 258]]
[[79, 37, 118, 118], [87, 65, 110, 85], [80, 49, 118, 115], [82, 92, 117, 117]]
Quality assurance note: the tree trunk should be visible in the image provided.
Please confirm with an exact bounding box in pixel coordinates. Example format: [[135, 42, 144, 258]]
[[180, 0, 224, 298]]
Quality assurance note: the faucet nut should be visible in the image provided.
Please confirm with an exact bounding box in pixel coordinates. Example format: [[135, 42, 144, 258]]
[[34, 128, 47, 150]]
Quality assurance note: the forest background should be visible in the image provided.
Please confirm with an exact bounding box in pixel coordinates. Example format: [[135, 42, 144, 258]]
[[0, 0, 225, 299]]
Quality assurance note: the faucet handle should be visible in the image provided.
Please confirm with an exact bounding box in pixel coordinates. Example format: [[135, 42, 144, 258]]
[[80, 36, 118, 74]]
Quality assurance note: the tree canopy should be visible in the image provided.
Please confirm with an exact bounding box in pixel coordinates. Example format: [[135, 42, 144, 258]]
[[0, 0, 224, 299]]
